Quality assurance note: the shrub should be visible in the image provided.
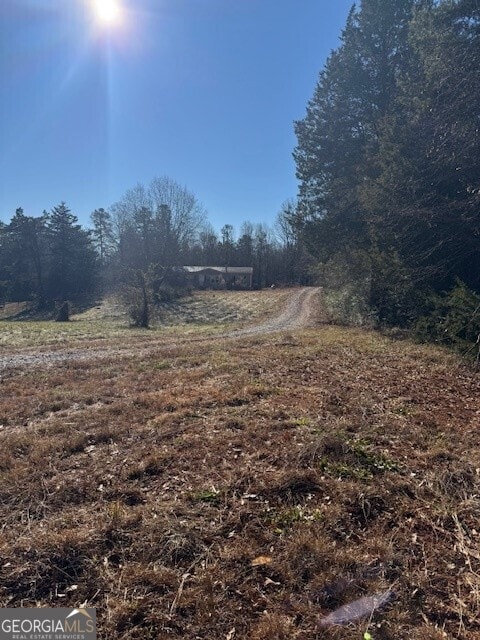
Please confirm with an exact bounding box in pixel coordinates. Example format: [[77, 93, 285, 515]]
[[55, 301, 70, 322], [314, 250, 373, 327], [414, 280, 480, 353]]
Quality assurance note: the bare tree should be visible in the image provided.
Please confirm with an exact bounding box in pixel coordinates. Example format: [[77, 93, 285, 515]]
[[149, 176, 206, 250], [111, 176, 206, 269]]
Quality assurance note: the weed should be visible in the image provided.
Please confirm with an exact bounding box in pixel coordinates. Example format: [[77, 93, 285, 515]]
[[271, 505, 305, 529], [107, 500, 126, 524], [191, 488, 221, 504], [318, 437, 397, 479], [290, 416, 312, 427], [152, 359, 171, 370], [350, 440, 398, 472]]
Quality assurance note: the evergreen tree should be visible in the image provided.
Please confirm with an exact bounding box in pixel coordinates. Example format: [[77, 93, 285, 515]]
[[133, 205, 155, 268], [153, 204, 180, 266], [197, 226, 221, 265], [294, 0, 415, 262], [236, 222, 254, 268], [253, 224, 271, 288], [372, 0, 480, 292], [46, 202, 97, 300], [294, 0, 448, 323], [220, 224, 235, 268], [275, 200, 310, 284], [1, 209, 47, 304], [90, 208, 116, 266], [295, 0, 480, 328]]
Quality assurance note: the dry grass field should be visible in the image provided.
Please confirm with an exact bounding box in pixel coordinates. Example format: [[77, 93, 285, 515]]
[[0, 289, 479, 639], [0, 289, 294, 350]]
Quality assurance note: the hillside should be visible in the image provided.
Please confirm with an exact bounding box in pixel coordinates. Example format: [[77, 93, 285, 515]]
[[0, 289, 479, 639], [0, 289, 296, 351]]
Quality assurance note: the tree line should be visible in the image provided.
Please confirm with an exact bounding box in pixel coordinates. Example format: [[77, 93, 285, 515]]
[[4, 0, 477, 348], [294, 0, 480, 349], [0, 177, 310, 310]]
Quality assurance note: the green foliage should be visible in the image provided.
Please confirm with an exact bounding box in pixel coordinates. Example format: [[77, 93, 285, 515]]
[[46, 202, 98, 301], [193, 488, 220, 504], [294, 0, 415, 258], [319, 439, 397, 481], [270, 506, 306, 530], [322, 286, 372, 328], [2, 174, 312, 305], [414, 281, 480, 352], [322, 259, 426, 329], [314, 250, 374, 327], [0, 204, 98, 306], [90, 208, 116, 266], [368, 249, 427, 327], [294, 0, 480, 344], [369, 1, 480, 296], [0, 209, 48, 304]]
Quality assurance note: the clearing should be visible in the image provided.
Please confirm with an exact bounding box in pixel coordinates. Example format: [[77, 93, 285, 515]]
[[0, 287, 479, 639], [0, 287, 320, 371]]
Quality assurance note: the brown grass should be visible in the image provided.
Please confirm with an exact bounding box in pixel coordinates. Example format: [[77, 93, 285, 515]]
[[0, 289, 293, 349], [0, 321, 479, 639]]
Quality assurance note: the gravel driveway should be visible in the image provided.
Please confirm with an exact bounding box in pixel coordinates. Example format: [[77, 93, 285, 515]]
[[0, 287, 321, 372]]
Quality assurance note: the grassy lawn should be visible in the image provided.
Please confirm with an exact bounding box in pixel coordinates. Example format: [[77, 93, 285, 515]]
[[0, 314, 479, 638]]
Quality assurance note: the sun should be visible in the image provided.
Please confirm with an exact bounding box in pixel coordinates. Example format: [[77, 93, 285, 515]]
[[92, 0, 122, 26]]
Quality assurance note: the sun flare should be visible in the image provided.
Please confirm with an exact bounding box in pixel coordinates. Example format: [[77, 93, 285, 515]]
[[92, 0, 122, 26]]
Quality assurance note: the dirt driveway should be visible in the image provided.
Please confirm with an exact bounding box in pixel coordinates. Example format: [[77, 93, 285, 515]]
[[226, 286, 320, 336], [0, 287, 321, 372]]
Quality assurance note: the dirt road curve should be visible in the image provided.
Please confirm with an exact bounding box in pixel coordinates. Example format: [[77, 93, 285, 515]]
[[0, 287, 321, 372]]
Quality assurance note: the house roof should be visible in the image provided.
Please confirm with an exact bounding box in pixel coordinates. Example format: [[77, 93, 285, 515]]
[[183, 266, 253, 275]]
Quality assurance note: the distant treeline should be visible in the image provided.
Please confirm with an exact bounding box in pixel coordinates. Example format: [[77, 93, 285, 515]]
[[0, 177, 311, 308], [2, 0, 479, 351], [294, 0, 480, 350]]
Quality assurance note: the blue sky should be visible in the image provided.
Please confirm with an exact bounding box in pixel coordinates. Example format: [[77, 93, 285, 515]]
[[0, 0, 353, 232]]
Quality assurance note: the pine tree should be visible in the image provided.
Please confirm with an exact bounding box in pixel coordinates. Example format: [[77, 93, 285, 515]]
[[237, 222, 254, 268], [2, 209, 47, 304], [221, 224, 235, 269], [294, 0, 437, 323], [46, 202, 97, 300], [372, 0, 480, 292], [294, 0, 415, 261], [90, 208, 115, 266]]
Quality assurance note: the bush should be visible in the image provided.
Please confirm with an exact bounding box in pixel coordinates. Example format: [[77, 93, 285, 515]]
[[368, 250, 425, 327], [322, 285, 373, 327], [55, 301, 70, 322], [120, 266, 192, 327], [315, 250, 374, 326], [414, 280, 480, 353], [153, 285, 192, 304], [120, 270, 151, 328], [316, 249, 428, 329]]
